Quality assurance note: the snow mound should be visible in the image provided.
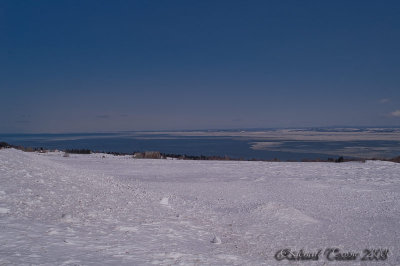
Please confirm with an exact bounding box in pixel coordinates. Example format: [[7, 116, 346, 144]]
[[254, 202, 319, 224], [211, 235, 222, 244]]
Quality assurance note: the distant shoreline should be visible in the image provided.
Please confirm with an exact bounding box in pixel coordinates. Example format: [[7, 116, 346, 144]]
[[2, 128, 400, 160], [2, 141, 399, 164]]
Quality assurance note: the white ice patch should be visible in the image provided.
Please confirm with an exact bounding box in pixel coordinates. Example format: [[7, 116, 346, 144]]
[[151, 252, 185, 265], [60, 259, 82, 266], [116, 226, 138, 233], [0, 207, 10, 214], [61, 213, 79, 223], [160, 197, 170, 206], [165, 252, 184, 260], [216, 254, 239, 262], [46, 228, 59, 235]]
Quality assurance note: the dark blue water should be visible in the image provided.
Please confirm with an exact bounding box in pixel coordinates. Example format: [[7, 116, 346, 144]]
[[1, 133, 399, 161]]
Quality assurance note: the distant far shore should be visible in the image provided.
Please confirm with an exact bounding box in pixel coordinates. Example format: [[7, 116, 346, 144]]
[[1, 141, 399, 164]]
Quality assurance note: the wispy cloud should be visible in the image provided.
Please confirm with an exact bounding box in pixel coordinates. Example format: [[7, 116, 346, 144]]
[[96, 114, 110, 119], [15, 119, 30, 124], [379, 98, 390, 104], [15, 114, 31, 124], [390, 110, 400, 117]]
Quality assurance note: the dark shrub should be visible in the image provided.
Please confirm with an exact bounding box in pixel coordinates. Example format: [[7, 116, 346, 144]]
[[389, 156, 400, 163], [0, 142, 11, 149], [335, 156, 344, 163], [144, 151, 161, 159], [65, 149, 91, 154]]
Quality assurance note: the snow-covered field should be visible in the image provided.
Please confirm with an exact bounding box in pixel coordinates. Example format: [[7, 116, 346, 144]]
[[1, 148, 399, 265]]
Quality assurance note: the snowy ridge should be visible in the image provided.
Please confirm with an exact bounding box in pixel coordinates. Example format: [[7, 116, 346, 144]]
[[1, 148, 400, 265]]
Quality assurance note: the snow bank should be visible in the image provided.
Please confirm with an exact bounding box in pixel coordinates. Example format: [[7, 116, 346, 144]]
[[1, 148, 399, 265]]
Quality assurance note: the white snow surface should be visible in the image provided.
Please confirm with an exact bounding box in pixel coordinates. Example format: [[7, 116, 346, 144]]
[[1, 148, 400, 265]]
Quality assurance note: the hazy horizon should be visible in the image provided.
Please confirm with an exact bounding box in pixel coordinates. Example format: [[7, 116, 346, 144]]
[[2, 125, 400, 135]]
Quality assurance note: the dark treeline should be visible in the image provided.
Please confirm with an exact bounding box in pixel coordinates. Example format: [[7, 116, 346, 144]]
[[0, 142, 45, 152], [0, 142, 11, 149], [65, 149, 91, 154], [161, 153, 236, 161]]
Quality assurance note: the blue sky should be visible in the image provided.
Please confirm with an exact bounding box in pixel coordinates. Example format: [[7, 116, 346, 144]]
[[1, 0, 400, 133]]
